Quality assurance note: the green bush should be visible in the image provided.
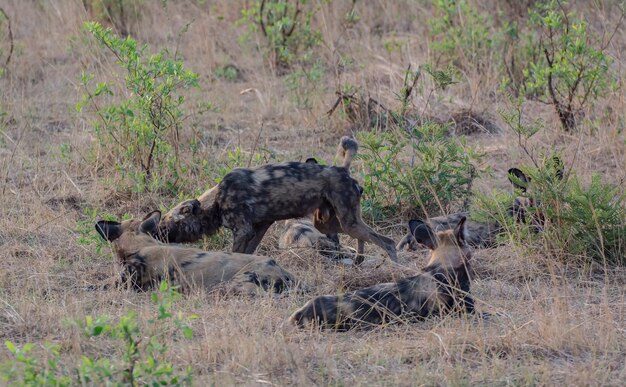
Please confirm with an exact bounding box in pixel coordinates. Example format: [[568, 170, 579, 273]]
[[476, 162, 625, 266], [506, 0, 614, 131], [0, 7, 12, 77], [1, 282, 195, 385], [429, 0, 496, 73], [356, 123, 481, 223], [78, 21, 201, 193], [238, 0, 323, 72]]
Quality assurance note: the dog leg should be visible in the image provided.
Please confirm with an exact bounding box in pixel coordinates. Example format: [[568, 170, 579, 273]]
[[354, 239, 365, 265], [243, 222, 273, 254], [339, 214, 397, 262], [232, 223, 256, 253]]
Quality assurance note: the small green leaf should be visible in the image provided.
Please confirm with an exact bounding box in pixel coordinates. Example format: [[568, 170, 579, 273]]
[[5, 340, 16, 354]]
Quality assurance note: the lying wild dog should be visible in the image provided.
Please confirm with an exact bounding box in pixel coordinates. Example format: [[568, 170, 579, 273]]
[[95, 211, 295, 294], [158, 136, 398, 262], [397, 212, 500, 250], [279, 217, 355, 263], [289, 217, 476, 330]]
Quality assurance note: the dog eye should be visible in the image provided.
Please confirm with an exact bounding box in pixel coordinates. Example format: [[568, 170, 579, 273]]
[[181, 206, 191, 215]]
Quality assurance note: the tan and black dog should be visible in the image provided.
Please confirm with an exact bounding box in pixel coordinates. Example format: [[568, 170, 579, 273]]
[[279, 217, 355, 263], [158, 137, 397, 262], [289, 216, 476, 330], [396, 212, 500, 250], [95, 211, 295, 294]]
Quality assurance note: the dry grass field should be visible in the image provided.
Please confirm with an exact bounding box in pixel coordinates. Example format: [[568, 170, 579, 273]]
[[0, 0, 625, 385]]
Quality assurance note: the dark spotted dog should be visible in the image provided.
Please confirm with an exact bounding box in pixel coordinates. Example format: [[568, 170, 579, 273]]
[[158, 137, 397, 262], [95, 211, 295, 294], [289, 217, 476, 330], [281, 143, 366, 263]]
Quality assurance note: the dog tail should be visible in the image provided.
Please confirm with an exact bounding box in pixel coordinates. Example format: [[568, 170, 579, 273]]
[[337, 136, 358, 170]]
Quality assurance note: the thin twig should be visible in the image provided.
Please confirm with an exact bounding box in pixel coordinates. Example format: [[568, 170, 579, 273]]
[[1, 128, 24, 196], [0, 7, 13, 68], [247, 122, 264, 168]]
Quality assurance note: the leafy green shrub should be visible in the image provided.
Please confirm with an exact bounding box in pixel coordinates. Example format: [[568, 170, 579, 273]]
[[78, 21, 201, 193], [483, 93, 626, 265], [475, 161, 625, 265], [429, 0, 495, 73], [356, 123, 481, 223], [238, 0, 323, 71], [506, 0, 615, 131], [1, 282, 195, 385], [215, 64, 240, 82]]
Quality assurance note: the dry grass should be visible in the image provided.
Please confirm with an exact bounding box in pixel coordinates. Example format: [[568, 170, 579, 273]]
[[0, 0, 625, 385]]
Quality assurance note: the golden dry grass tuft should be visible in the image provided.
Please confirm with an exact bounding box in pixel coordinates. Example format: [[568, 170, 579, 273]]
[[0, 0, 625, 385]]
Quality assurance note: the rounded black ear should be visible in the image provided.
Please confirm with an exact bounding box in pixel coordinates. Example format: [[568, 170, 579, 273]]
[[139, 211, 161, 235], [408, 219, 437, 250], [453, 216, 467, 246], [305, 157, 319, 164], [508, 168, 530, 192], [179, 199, 202, 216], [95, 220, 122, 242]]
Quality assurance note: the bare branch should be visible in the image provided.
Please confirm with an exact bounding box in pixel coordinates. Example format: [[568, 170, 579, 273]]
[[259, 0, 268, 38], [0, 7, 14, 68]]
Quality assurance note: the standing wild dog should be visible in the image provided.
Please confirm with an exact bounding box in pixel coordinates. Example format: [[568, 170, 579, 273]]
[[158, 136, 398, 262], [280, 143, 365, 263], [95, 211, 295, 294], [289, 217, 476, 330]]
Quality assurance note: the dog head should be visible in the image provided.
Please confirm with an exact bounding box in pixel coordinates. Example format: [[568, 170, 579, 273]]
[[158, 197, 221, 243], [507, 157, 563, 232], [95, 211, 162, 289], [95, 210, 161, 250], [408, 216, 471, 270]]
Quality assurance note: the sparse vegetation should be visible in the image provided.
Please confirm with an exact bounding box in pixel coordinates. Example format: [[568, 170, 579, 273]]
[[1, 282, 194, 385], [1, 1, 625, 385], [357, 124, 481, 223], [505, 0, 621, 131], [238, 0, 323, 72], [78, 21, 200, 193]]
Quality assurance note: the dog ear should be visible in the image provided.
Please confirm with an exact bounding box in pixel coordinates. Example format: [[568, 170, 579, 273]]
[[408, 219, 437, 250], [508, 168, 530, 192], [139, 211, 161, 235], [179, 199, 201, 216], [453, 216, 467, 246], [305, 157, 319, 164], [95, 220, 122, 242]]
